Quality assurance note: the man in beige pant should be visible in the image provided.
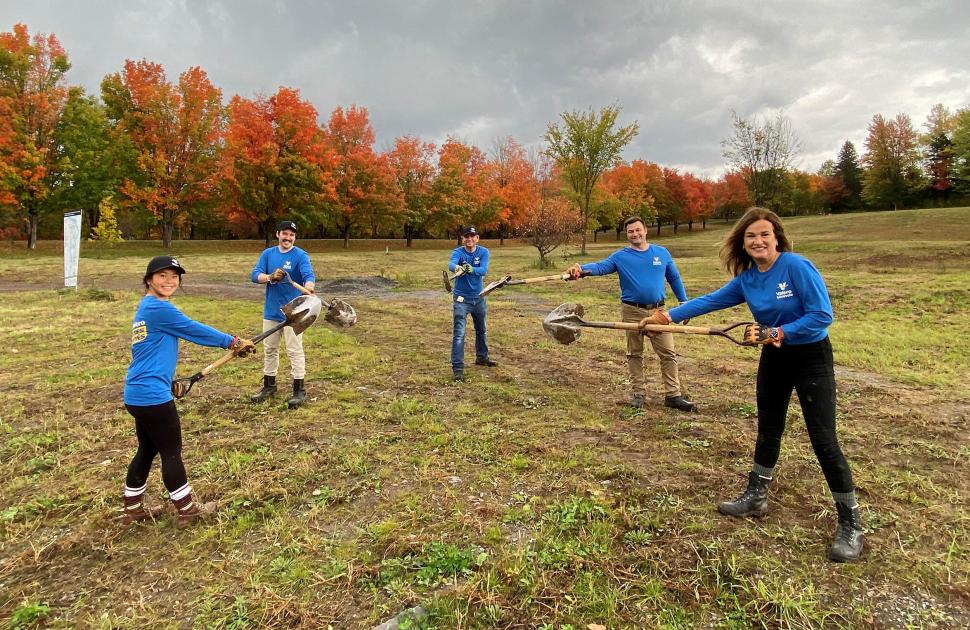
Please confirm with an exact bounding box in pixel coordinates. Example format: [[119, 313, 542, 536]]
[[567, 216, 697, 412], [249, 220, 316, 409]]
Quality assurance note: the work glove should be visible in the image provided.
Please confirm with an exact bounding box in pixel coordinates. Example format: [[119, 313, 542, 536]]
[[269, 268, 286, 283], [566, 263, 584, 280], [461, 263, 474, 275], [743, 324, 783, 346], [638, 309, 671, 336], [230, 336, 257, 357]]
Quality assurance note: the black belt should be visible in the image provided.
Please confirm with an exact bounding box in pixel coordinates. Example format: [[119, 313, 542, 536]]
[[622, 299, 665, 310]]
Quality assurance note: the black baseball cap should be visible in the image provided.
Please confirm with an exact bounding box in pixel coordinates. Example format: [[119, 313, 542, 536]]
[[461, 226, 478, 236], [145, 255, 186, 276], [278, 220, 298, 233]]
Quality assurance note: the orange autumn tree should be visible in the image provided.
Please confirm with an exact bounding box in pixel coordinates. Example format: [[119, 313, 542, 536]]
[[324, 105, 397, 247], [222, 87, 333, 244], [491, 136, 537, 245], [102, 60, 223, 247], [601, 159, 659, 228], [430, 137, 499, 238], [711, 170, 751, 222], [676, 171, 714, 230], [0, 24, 71, 249], [387, 135, 437, 247], [516, 152, 580, 267]]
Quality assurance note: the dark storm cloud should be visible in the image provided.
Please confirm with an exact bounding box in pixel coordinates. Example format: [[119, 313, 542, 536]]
[[3, 0, 968, 177]]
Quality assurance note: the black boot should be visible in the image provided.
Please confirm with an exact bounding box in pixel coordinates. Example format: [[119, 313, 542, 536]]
[[717, 471, 771, 517], [830, 502, 864, 562], [250, 375, 277, 403], [287, 379, 306, 409]]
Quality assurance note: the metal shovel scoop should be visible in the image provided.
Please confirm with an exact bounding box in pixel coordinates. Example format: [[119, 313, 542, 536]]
[[172, 294, 323, 398], [542, 302, 755, 346]]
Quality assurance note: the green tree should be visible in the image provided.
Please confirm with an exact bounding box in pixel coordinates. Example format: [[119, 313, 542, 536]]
[[48, 87, 132, 233], [952, 106, 970, 195], [543, 104, 638, 254], [921, 103, 956, 203], [721, 111, 800, 211], [833, 140, 864, 210], [862, 113, 923, 210]]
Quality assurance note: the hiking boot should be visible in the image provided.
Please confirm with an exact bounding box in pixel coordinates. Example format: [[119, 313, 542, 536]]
[[250, 375, 277, 403], [630, 393, 645, 410], [717, 471, 771, 517], [664, 395, 697, 412], [453, 371, 465, 382], [173, 492, 217, 526], [474, 357, 498, 367], [287, 379, 306, 409], [122, 494, 166, 523], [829, 502, 864, 562]]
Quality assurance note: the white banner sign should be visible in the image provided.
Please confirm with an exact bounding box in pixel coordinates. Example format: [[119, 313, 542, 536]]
[[64, 210, 82, 288]]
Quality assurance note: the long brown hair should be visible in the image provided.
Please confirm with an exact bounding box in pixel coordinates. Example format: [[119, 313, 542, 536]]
[[719, 207, 792, 276]]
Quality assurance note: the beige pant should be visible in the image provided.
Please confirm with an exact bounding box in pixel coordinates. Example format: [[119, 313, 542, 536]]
[[261, 319, 306, 379], [621, 303, 682, 397]]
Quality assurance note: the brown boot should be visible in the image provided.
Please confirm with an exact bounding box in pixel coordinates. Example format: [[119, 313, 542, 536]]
[[172, 492, 217, 526], [122, 493, 166, 523]]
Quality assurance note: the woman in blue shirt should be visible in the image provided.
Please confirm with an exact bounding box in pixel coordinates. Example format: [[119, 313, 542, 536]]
[[640, 207, 863, 562], [122, 256, 254, 525]]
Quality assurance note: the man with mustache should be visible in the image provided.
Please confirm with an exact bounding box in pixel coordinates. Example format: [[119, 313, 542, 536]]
[[250, 220, 316, 409]]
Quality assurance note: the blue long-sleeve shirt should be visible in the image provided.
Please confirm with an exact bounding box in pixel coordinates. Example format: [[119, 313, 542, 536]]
[[250, 246, 316, 322], [581, 245, 688, 305], [124, 296, 234, 406], [449, 245, 489, 299], [668, 252, 833, 345]]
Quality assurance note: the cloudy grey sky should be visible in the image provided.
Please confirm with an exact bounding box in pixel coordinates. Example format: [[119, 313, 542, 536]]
[[3, 0, 969, 178]]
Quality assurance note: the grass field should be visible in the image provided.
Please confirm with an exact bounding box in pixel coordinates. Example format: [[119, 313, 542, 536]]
[[1, 208, 968, 628]]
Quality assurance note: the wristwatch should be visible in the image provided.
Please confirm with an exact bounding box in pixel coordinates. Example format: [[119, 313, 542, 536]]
[[769, 327, 780, 341]]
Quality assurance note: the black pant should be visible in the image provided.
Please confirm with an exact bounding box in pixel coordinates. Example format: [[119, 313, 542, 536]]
[[754, 338, 854, 494], [125, 400, 188, 493]]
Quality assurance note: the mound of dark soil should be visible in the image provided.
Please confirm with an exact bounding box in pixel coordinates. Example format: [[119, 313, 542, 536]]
[[319, 276, 398, 295]]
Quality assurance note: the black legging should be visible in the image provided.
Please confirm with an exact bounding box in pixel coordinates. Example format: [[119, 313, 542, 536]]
[[124, 400, 188, 493], [754, 337, 854, 494]]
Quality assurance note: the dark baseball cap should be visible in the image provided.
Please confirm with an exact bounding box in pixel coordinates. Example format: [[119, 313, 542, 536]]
[[145, 255, 186, 276], [461, 226, 478, 236], [277, 220, 298, 233]]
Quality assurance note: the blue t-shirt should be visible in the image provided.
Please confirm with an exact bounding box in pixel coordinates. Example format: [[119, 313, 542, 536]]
[[250, 245, 316, 322], [581, 245, 688, 305], [668, 252, 833, 345], [449, 245, 490, 299], [124, 296, 234, 406]]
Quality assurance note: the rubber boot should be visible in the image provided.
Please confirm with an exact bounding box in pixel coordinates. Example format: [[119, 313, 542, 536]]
[[173, 492, 217, 526], [829, 502, 864, 562], [287, 379, 306, 409], [250, 375, 277, 403], [717, 471, 771, 517], [122, 493, 166, 523]]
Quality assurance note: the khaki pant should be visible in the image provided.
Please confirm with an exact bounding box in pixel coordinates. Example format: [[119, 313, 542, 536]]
[[621, 303, 682, 397], [261, 319, 306, 379]]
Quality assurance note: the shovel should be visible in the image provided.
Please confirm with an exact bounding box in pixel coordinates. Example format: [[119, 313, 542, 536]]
[[479, 270, 591, 297], [542, 303, 755, 346], [441, 267, 468, 293], [283, 270, 358, 327], [172, 294, 323, 398]]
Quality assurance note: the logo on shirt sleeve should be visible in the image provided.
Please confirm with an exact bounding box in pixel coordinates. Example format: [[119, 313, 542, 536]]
[[132, 320, 147, 344], [776, 282, 794, 299]]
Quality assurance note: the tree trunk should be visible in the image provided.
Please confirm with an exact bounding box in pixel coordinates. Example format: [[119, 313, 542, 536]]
[[655, 219, 661, 237], [162, 220, 174, 249], [688, 220, 693, 232], [342, 224, 350, 249], [404, 224, 414, 248], [28, 212, 38, 250]]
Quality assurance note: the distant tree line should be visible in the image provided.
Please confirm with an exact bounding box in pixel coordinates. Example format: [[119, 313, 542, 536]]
[[2, 24, 968, 250]]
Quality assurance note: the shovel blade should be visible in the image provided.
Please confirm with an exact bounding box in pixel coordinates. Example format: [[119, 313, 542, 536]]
[[542, 302, 585, 345], [324, 298, 357, 327], [280, 295, 323, 335]]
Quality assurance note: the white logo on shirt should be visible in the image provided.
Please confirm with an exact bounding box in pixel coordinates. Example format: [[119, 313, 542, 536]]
[[283, 260, 292, 270], [776, 282, 793, 299], [652, 257, 661, 265], [473, 257, 480, 265]]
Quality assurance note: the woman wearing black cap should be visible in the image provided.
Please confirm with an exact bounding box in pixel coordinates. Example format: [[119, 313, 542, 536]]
[[121, 256, 255, 525]]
